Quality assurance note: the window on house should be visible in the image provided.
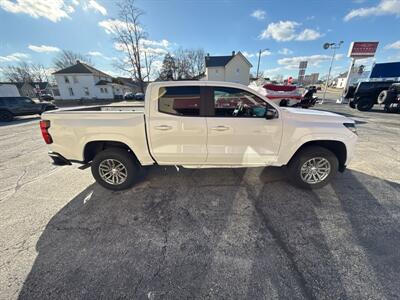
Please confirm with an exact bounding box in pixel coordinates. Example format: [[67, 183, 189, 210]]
[[158, 86, 200, 116], [100, 88, 104, 93], [236, 68, 240, 73], [73, 76, 78, 83], [68, 87, 74, 96], [104, 88, 108, 93], [212, 87, 267, 118], [84, 87, 89, 96], [215, 69, 219, 74], [64, 76, 69, 83]]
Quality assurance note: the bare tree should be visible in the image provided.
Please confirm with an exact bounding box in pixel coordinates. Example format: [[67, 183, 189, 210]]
[[3, 62, 49, 83], [112, 0, 152, 92], [53, 50, 92, 70], [186, 48, 205, 78]]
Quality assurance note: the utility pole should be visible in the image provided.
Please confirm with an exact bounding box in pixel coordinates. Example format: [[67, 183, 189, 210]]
[[321, 41, 343, 104], [256, 48, 269, 79]]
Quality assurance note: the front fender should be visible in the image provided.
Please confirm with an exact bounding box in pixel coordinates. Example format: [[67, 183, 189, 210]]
[[276, 132, 354, 166]]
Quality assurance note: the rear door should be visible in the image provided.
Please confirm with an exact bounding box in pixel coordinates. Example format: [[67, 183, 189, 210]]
[[148, 85, 208, 164], [204, 86, 283, 165]]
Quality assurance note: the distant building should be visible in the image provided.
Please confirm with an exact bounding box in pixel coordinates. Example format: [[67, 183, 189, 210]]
[[53, 61, 134, 100], [0, 81, 52, 98], [0, 83, 20, 97], [336, 72, 348, 89], [204, 51, 252, 85]]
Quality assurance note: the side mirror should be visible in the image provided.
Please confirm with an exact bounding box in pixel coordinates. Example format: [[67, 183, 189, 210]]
[[265, 108, 277, 120]]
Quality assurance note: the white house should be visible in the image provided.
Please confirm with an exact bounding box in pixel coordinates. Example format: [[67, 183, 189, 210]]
[[204, 51, 252, 85], [53, 61, 133, 100]]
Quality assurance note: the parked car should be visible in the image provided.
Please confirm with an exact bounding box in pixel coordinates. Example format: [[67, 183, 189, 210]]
[[346, 81, 399, 111], [40, 81, 357, 190], [39, 94, 54, 101], [134, 92, 145, 100], [124, 92, 136, 100], [377, 83, 400, 113], [0, 97, 57, 122]]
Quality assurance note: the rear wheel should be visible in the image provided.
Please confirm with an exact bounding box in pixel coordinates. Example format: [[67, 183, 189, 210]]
[[287, 146, 338, 189], [357, 98, 374, 111], [91, 148, 140, 190], [0, 110, 13, 122]]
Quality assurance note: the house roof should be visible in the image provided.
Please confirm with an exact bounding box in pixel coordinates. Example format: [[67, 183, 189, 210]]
[[205, 55, 234, 67], [114, 77, 141, 87], [52, 61, 111, 78], [95, 80, 111, 86], [205, 51, 253, 68]]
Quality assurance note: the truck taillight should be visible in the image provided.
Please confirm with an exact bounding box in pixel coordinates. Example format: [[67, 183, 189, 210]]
[[40, 120, 53, 144]]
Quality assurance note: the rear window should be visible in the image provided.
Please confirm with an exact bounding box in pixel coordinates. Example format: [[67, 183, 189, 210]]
[[158, 86, 200, 116]]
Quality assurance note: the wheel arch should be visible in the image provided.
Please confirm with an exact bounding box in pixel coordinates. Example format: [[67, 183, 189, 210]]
[[83, 140, 140, 164], [289, 140, 347, 172]]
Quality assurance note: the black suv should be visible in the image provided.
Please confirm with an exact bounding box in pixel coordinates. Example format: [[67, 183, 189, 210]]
[[0, 97, 57, 122], [345, 81, 399, 111]]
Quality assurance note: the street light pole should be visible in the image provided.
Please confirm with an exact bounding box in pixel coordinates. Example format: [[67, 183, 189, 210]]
[[321, 41, 343, 104], [256, 48, 269, 79]]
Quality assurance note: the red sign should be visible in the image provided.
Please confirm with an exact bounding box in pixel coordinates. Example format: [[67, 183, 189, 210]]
[[348, 42, 379, 58]]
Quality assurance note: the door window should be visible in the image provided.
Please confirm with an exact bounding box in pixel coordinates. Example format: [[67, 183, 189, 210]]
[[212, 87, 267, 117], [158, 86, 201, 116], [68, 87, 74, 96]]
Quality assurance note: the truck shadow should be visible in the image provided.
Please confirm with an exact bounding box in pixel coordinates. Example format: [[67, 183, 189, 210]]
[[18, 167, 400, 299]]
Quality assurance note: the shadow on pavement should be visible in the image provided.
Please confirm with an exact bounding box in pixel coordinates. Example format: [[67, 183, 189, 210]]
[[18, 167, 400, 299]]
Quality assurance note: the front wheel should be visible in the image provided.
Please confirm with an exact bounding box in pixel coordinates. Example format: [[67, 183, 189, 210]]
[[0, 110, 13, 122], [91, 148, 141, 190], [357, 98, 374, 111], [287, 146, 338, 189]]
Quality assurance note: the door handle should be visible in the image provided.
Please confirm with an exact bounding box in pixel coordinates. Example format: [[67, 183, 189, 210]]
[[155, 125, 172, 131], [211, 125, 229, 131]]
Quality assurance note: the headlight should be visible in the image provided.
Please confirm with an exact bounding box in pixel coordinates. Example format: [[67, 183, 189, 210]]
[[344, 123, 357, 135]]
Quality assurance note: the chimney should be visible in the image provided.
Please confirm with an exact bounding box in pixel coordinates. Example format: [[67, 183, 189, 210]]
[[232, 51, 235, 56], [76, 60, 80, 64], [206, 53, 210, 57]]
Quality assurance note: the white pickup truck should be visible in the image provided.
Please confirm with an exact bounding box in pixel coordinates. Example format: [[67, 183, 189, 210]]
[[40, 81, 357, 190]]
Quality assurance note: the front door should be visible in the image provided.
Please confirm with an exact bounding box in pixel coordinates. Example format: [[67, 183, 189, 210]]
[[205, 86, 282, 166], [148, 85, 208, 165]]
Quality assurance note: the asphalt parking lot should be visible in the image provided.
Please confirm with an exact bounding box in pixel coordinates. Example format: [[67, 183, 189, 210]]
[[0, 100, 399, 299]]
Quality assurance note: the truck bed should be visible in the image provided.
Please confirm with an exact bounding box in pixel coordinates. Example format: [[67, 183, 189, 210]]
[[41, 105, 154, 165], [50, 104, 144, 113]]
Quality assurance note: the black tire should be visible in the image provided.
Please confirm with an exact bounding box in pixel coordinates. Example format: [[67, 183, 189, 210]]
[[357, 98, 374, 111], [287, 146, 339, 189], [0, 110, 14, 122], [91, 148, 140, 190], [349, 101, 356, 109], [344, 86, 356, 99]]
